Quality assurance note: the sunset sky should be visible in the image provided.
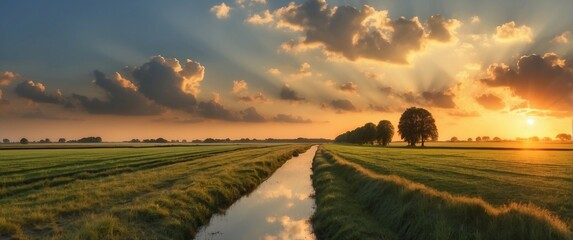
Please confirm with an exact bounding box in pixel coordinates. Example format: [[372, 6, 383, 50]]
[[1, 0, 572, 141]]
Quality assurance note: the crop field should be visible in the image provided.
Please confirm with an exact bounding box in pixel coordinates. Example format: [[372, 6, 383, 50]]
[[312, 144, 573, 239], [0, 144, 310, 239]]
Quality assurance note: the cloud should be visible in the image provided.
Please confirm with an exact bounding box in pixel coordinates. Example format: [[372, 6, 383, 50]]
[[330, 99, 357, 112], [401, 89, 456, 108], [232, 80, 248, 94], [14, 80, 61, 104], [338, 81, 357, 93], [273, 0, 459, 63], [272, 114, 312, 123], [236, 0, 266, 8], [471, 16, 480, 24], [426, 15, 460, 42], [279, 84, 305, 101], [73, 71, 162, 115], [475, 94, 504, 110], [246, 10, 274, 25], [552, 31, 570, 44], [494, 21, 532, 42], [0, 71, 17, 86], [480, 53, 573, 114], [198, 100, 238, 121], [238, 92, 269, 103], [368, 104, 395, 113], [290, 62, 312, 79], [0, 89, 7, 104], [210, 3, 232, 19], [131, 56, 204, 112], [240, 107, 266, 122], [267, 68, 281, 75]]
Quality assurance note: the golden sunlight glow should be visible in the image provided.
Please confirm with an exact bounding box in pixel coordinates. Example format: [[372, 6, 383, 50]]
[[527, 118, 535, 126]]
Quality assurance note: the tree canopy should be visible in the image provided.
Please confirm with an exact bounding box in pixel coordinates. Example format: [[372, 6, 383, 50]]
[[376, 120, 394, 146], [398, 107, 438, 147], [556, 133, 572, 141], [335, 120, 394, 146]]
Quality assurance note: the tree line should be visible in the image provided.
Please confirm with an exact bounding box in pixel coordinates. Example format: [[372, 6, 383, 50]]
[[335, 107, 439, 147]]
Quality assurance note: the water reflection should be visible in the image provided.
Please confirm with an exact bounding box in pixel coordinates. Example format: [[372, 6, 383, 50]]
[[195, 146, 318, 240]]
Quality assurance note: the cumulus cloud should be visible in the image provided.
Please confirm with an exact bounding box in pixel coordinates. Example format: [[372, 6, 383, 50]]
[[475, 94, 504, 110], [426, 15, 460, 42], [273, 0, 459, 63], [211, 3, 232, 19], [279, 84, 305, 101], [268, 68, 281, 75], [552, 31, 570, 44], [272, 114, 312, 123], [494, 21, 532, 42], [330, 99, 357, 112], [14, 80, 61, 104], [338, 81, 357, 93], [246, 10, 274, 24], [73, 71, 162, 115], [0, 71, 17, 86], [238, 92, 269, 103], [240, 106, 266, 122], [480, 53, 573, 114], [198, 100, 238, 121], [236, 0, 266, 8], [290, 62, 312, 79], [132, 56, 204, 112], [402, 89, 456, 108], [471, 16, 480, 24], [232, 80, 248, 94]]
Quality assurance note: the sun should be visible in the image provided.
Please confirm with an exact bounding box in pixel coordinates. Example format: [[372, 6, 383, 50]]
[[527, 118, 535, 125]]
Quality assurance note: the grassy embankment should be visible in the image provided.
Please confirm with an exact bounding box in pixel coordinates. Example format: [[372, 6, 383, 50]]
[[0, 144, 310, 239], [311, 144, 573, 240]]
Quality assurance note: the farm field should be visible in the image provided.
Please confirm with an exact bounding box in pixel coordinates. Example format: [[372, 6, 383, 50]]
[[312, 144, 573, 239], [0, 144, 310, 239]]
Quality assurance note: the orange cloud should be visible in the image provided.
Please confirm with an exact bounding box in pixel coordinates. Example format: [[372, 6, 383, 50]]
[[494, 21, 532, 42], [210, 3, 232, 19]]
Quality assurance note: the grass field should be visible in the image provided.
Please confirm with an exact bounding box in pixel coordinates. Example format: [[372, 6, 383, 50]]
[[312, 144, 573, 239], [0, 144, 310, 239]]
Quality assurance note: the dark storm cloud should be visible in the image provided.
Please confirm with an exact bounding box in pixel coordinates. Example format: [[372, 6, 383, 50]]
[[275, 0, 459, 63], [279, 84, 305, 101], [131, 56, 204, 112], [480, 53, 573, 113], [330, 99, 357, 112], [475, 94, 505, 110], [14, 80, 61, 104], [198, 100, 239, 121], [272, 114, 312, 123], [73, 71, 162, 115]]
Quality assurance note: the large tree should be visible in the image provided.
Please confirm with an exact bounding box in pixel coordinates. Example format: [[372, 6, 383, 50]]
[[556, 133, 572, 141], [398, 107, 438, 147], [376, 120, 394, 146], [361, 122, 377, 145]]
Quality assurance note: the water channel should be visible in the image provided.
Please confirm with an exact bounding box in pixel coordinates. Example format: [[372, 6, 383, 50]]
[[195, 145, 318, 240]]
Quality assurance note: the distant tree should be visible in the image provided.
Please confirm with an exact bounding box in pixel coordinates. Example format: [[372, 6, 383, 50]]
[[191, 139, 202, 143], [58, 138, 66, 143], [542, 137, 552, 142], [467, 138, 473, 142], [78, 136, 102, 143], [204, 138, 216, 143], [475, 136, 482, 142], [450, 137, 458, 142], [376, 120, 394, 146], [493, 137, 501, 142], [44, 138, 51, 143], [529, 136, 539, 142], [20, 138, 29, 144], [362, 122, 377, 145], [556, 133, 572, 141], [181, 139, 187, 143], [482, 136, 490, 141], [3, 138, 9, 144], [398, 107, 438, 147], [129, 139, 141, 143]]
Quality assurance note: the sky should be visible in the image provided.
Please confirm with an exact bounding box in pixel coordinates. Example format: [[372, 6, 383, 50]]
[[0, 0, 572, 141]]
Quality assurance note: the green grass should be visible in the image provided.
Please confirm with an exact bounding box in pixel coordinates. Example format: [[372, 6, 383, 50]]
[[0, 144, 310, 239], [312, 144, 573, 240]]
